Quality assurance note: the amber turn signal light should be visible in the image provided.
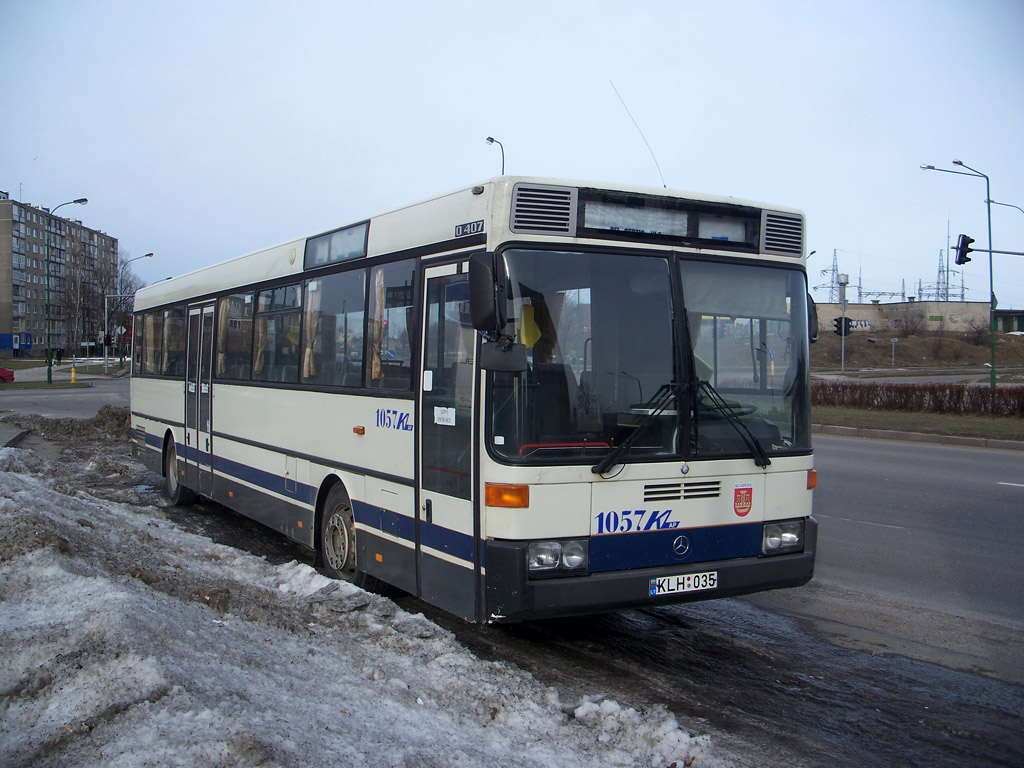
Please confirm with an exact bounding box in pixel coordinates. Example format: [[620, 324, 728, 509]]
[[485, 483, 530, 508]]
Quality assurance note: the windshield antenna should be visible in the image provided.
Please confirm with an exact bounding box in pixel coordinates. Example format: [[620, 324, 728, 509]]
[[610, 80, 667, 189]]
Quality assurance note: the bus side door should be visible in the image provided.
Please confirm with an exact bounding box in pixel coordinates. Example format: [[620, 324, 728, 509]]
[[418, 265, 478, 621], [185, 304, 215, 497]]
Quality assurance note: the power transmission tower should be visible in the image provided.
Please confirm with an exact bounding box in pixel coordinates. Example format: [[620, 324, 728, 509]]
[[813, 249, 841, 302]]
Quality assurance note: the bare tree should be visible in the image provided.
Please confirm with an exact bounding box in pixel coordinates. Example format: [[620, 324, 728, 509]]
[[965, 318, 990, 346], [111, 254, 147, 357], [59, 252, 86, 355], [892, 308, 925, 338]]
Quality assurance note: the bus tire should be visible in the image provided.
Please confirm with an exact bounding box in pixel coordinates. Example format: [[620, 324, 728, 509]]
[[164, 437, 195, 506], [320, 485, 357, 581]]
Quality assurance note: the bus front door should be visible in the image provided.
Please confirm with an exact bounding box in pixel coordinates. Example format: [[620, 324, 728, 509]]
[[417, 266, 479, 621], [185, 304, 215, 498]]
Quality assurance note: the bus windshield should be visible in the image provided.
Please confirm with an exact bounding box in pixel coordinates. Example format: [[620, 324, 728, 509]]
[[487, 249, 811, 464]]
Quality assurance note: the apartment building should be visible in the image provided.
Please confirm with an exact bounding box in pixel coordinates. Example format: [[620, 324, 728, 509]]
[[0, 191, 118, 358]]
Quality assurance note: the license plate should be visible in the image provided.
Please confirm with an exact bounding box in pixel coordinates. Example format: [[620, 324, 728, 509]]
[[649, 571, 718, 597]]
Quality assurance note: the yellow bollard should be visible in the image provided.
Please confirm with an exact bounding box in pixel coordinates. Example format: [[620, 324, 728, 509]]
[[71, 365, 76, 384]]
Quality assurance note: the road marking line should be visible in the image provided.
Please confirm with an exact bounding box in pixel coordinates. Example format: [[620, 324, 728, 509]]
[[997, 482, 1024, 488], [816, 514, 904, 530]]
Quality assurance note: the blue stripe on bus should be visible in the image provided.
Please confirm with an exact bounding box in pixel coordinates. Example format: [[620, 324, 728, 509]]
[[588, 522, 763, 573], [143, 425, 746, 574], [212, 451, 316, 503], [353, 500, 416, 542], [167, 438, 316, 504], [352, 500, 475, 565], [143, 428, 474, 566], [420, 519, 475, 563]]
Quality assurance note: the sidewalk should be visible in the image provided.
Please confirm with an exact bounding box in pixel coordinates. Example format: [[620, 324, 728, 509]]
[[10, 359, 126, 384], [812, 423, 1024, 451]]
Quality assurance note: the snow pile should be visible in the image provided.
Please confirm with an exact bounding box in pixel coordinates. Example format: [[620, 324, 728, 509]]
[[0, 445, 716, 767]]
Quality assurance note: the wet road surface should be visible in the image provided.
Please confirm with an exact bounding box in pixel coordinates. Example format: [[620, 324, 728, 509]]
[[150, 490, 1023, 768]]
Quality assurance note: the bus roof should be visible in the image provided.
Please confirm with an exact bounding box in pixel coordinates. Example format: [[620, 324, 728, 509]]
[[134, 177, 803, 312]]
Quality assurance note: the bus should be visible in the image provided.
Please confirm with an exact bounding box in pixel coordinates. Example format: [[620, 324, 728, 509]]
[[130, 177, 818, 623]]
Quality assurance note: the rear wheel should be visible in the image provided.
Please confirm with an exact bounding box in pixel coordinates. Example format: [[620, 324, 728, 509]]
[[164, 438, 195, 506], [320, 485, 357, 581]]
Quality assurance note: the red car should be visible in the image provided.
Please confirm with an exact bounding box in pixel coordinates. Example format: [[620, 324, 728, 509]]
[[0, 366, 14, 384]]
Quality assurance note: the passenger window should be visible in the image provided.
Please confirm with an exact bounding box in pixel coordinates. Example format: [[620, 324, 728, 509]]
[[302, 270, 366, 387], [366, 260, 416, 390], [132, 315, 145, 373], [215, 293, 254, 380], [253, 285, 301, 384], [143, 311, 163, 374], [159, 306, 187, 377]]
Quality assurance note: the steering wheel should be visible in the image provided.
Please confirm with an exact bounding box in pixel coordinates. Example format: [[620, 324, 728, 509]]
[[697, 398, 757, 417]]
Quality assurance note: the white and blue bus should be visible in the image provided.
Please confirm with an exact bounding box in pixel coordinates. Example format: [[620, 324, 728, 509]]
[[131, 177, 818, 622]]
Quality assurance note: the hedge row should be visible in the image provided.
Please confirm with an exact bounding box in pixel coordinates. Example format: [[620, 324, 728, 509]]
[[811, 380, 1024, 417]]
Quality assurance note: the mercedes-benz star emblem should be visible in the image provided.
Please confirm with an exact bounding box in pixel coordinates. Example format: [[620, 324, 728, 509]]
[[672, 535, 690, 557]]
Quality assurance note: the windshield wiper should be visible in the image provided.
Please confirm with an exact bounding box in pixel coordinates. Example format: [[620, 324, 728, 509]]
[[697, 381, 771, 469], [591, 381, 684, 475]]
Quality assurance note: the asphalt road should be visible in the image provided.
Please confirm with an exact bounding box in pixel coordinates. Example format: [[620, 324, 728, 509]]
[[750, 433, 1024, 685], [814, 434, 1022, 621], [0, 376, 130, 419]]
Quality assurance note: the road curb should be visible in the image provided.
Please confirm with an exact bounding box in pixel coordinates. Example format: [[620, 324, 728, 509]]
[[813, 423, 1024, 451], [0, 428, 28, 448]]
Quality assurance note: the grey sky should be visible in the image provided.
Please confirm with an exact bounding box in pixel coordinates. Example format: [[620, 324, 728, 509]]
[[4, 0, 1023, 308]]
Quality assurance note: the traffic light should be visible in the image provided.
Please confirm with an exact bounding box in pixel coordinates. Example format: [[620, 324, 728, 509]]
[[832, 317, 852, 336], [954, 234, 975, 265], [103, 334, 112, 347]]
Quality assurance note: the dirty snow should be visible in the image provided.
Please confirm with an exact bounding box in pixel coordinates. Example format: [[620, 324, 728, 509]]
[[0, 420, 721, 768]]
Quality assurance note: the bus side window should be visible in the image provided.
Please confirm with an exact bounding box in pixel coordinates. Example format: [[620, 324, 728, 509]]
[[254, 285, 301, 384], [366, 260, 415, 390], [161, 305, 187, 377], [215, 294, 253, 381], [301, 270, 365, 388], [133, 314, 146, 373]]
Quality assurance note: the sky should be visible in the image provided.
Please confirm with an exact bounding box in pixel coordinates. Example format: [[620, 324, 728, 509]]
[[0, 442, 725, 768], [3, 0, 1024, 309]]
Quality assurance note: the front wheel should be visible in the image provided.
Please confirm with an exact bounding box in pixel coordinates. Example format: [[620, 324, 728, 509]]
[[320, 485, 357, 581], [164, 438, 195, 506]]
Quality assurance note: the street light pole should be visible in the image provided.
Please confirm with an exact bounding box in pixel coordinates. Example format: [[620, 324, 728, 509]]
[[486, 136, 505, 175], [838, 273, 849, 373], [952, 160, 996, 389], [920, 162, 996, 388], [987, 199, 1024, 217], [45, 198, 88, 384], [105, 252, 153, 374]]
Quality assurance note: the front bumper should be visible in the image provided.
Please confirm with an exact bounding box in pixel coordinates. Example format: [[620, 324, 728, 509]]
[[485, 517, 817, 622]]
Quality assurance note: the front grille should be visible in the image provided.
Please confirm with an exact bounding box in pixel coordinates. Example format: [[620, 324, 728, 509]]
[[644, 482, 682, 502], [683, 480, 721, 499], [642, 480, 721, 502]]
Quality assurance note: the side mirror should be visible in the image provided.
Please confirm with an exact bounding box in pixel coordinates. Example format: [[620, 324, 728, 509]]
[[469, 252, 506, 332], [479, 340, 528, 372], [470, 252, 526, 371], [807, 294, 819, 343]]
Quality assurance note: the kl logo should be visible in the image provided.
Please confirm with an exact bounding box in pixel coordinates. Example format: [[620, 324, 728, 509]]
[[734, 484, 753, 517]]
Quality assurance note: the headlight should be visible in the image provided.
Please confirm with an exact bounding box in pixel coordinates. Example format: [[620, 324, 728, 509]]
[[561, 540, 587, 569], [763, 520, 804, 555], [528, 539, 589, 577], [528, 541, 562, 570]]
